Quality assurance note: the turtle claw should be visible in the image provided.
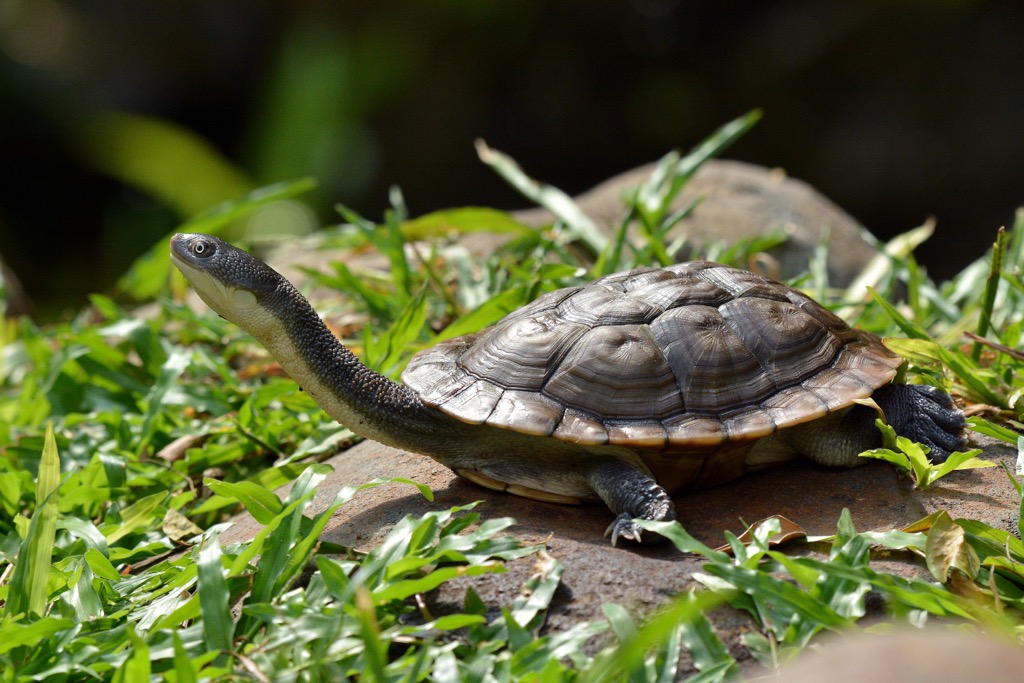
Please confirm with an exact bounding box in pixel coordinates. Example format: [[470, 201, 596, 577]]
[[605, 513, 643, 546]]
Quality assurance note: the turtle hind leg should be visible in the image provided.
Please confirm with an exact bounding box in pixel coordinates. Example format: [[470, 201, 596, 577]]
[[586, 459, 676, 546], [788, 383, 967, 467], [872, 383, 968, 462]]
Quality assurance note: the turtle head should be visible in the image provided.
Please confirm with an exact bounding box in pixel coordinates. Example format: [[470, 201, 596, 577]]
[[170, 233, 283, 327]]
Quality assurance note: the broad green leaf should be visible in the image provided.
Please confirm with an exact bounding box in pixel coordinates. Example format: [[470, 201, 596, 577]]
[[860, 529, 928, 554], [894, 436, 936, 487], [883, 337, 946, 365], [929, 449, 993, 481], [859, 447, 911, 471]]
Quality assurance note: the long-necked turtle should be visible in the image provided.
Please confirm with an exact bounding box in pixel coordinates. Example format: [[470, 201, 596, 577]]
[[170, 233, 967, 544]]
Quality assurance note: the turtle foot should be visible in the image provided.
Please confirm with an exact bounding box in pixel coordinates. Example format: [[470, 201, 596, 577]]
[[605, 514, 645, 546], [876, 384, 968, 463], [588, 459, 676, 546]]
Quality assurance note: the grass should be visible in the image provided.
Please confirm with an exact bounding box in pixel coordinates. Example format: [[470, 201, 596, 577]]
[[1, 111, 1023, 680]]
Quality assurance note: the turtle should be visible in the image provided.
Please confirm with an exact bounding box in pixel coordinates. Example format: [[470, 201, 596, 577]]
[[170, 233, 968, 544]]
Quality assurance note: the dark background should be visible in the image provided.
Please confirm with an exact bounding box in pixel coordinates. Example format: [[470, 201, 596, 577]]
[[2, 1, 1022, 318]]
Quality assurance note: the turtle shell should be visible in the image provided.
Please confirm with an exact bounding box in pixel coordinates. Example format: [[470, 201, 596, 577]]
[[401, 262, 903, 451]]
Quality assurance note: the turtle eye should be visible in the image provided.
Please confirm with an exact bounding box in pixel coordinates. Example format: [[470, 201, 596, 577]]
[[192, 240, 213, 258]]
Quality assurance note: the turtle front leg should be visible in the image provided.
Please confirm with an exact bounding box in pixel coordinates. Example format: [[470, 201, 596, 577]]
[[586, 459, 675, 546]]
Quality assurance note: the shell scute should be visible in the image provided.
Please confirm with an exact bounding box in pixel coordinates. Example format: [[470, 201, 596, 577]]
[[460, 312, 587, 390], [697, 264, 791, 301], [544, 324, 684, 419], [718, 297, 842, 388], [486, 388, 565, 436], [605, 420, 669, 449], [554, 286, 662, 326], [553, 408, 609, 445], [652, 305, 776, 409], [435, 378, 504, 424]]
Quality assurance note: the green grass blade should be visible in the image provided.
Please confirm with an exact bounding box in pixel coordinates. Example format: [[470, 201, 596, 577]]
[[355, 586, 389, 682], [972, 226, 1007, 361], [966, 416, 1020, 444], [105, 491, 167, 544], [401, 207, 530, 239], [197, 531, 234, 656], [432, 285, 533, 343], [868, 287, 931, 339], [507, 552, 563, 630], [635, 519, 731, 563], [931, 344, 1006, 407], [315, 259, 394, 321], [475, 139, 607, 255], [884, 337, 1006, 407], [383, 201, 414, 300], [1018, 436, 1024, 539], [112, 626, 152, 683], [705, 563, 849, 630], [364, 287, 428, 376], [172, 631, 200, 683], [602, 604, 644, 683], [671, 109, 762, 188], [675, 593, 737, 677], [4, 423, 61, 618]]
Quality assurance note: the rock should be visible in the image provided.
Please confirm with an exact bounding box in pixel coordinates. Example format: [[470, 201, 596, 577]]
[[511, 159, 878, 287]]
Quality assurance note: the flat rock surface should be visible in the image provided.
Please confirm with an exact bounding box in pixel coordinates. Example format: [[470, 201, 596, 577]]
[[217, 433, 1018, 672]]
